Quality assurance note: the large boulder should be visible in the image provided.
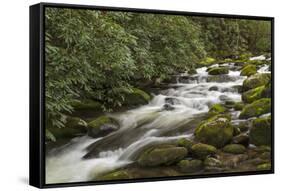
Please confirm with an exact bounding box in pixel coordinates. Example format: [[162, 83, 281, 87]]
[[208, 67, 229, 75], [137, 145, 187, 167], [191, 143, 217, 159], [242, 73, 271, 92], [88, 116, 119, 138], [176, 138, 194, 151], [122, 87, 151, 106], [71, 99, 102, 111], [240, 64, 257, 77], [47, 116, 88, 141], [249, 115, 271, 146], [222, 144, 246, 154], [239, 98, 271, 119], [242, 85, 264, 103], [194, 115, 234, 148], [177, 159, 203, 173]]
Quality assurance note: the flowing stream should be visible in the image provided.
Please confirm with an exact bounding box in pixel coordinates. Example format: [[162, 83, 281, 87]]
[[46, 60, 269, 184]]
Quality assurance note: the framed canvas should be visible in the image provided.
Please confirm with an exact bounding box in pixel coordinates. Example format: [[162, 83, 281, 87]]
[[29, 2, 274, 188]]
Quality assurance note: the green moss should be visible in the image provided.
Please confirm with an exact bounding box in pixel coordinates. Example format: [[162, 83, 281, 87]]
[[137, 145, 187, 167], [122, 87, 151, 106], [234, 102, 244, 111], [222, 144, 246, 154], [194, 115, 233, 148], [242, 73, 271, 92], [88, 116, 115, 129], [249, 115, 271, 146], [240, 64, 257, 77], [98, 170, 131, 180], [208, 67, 229, 75], [208, 104, 227, 116], [242, 85, 265, 103], [71, 99, 102, 111], [176, 138, 194, 151], [199, 57, 216, 67], [261, 82, 271, 98], [191, 143, 217, 159], [177, 159, 203, 173], [256, 163, 271, 171], [239, 98, 271, 119]]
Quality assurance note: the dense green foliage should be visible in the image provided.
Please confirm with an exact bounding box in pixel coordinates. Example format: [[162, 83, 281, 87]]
[[45, 7, 271, 131]]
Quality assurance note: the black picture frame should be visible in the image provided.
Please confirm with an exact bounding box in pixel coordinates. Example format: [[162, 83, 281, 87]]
[[30, 2, 275, 189]]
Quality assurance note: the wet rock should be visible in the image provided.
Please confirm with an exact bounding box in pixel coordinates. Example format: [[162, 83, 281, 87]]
[[209, 86, 219, 91], [177, 159, 203, 173], [239, 98, 271, 119], [208, 67, 229, 75], [222, 144, 246, 154], [194, 115, 233, 148], [219, 95, 232, 102], [242, 73, 271, 92], [249, 115, 271, 146], [261, 82, 271, 98], [207, 75, 238, 83], [165, 97, 180, 105], [240, 64, 257, 77], [231, 121, 251, 132], [88, 116, 119, 138], [122, 87, 152, 106], [191, 143, 217, 159], [162, 103, 175, 111], [232, 134, 249, 147], [232, 85, 243, 93], [137, 145, 187, 167]]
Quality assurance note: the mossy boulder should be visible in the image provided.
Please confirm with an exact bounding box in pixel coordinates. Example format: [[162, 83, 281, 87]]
[[88, 116, 119, 138], [208, 67, 229, 75], [198, 57, 216, 67], [194, 115, 233, 148], [242, 85, 264, 103], [242, 73, 271, 92], [240, 64, 257, 77], [239, 98, 271, 119], [71, 99, 102, 111], [249, 115, 271, 146], [256, 163, 271, 171], [176, 138, 194, 151], [261, 82, 271, 98], [191, 143, 217, 159], [47, 117, 88, 140], [122, 87, 151, 106], [222, 144, 246, 154], [204, 157, 222, 167], [208, 104, 227, 117], [177, 159, 203, 173], [98, 170, 132, 180], [137, 145, 187, 167]]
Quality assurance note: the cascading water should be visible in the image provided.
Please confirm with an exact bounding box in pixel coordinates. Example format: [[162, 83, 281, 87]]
[[46, 58, 270, 184]]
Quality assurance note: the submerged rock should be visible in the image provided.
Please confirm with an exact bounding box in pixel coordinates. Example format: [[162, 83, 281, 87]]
[[194, 115, 233, 148], [137, 145, 187, 167], [177, 159, 203, 173], [222, 144, 246, 154], [191, 143, 217, 159], [239, 98, 271, 119], [162, 103, 175, 111], [242, 73, 271, 92], [249, 115, 271, 146], [88, 116, 119, 138]]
